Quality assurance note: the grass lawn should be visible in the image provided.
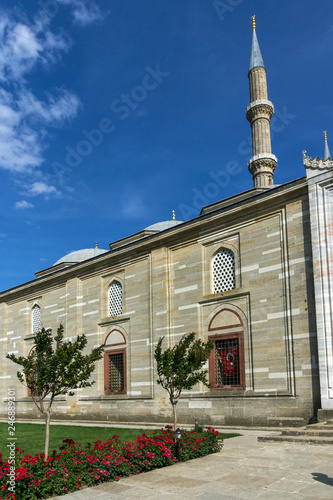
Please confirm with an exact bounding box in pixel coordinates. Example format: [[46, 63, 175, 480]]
[[0, 423, 240, 457]]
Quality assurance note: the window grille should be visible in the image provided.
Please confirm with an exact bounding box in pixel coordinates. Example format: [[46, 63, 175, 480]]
[[215, 337, 240, 386], [108, 353, 124, 392], [108, 281, 122, 316], [212, 249, 235, 293], [32, 364, 39, 384], [30, 364, 41, 397], [32, 305, 41, 334], [27, 355, 41, 397]]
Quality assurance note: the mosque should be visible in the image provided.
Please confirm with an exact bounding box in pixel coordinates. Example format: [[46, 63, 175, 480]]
[[1, 18, 332, 427]]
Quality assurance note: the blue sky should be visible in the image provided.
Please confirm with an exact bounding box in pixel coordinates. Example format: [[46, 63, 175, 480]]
[[1, 0, 333, 291]]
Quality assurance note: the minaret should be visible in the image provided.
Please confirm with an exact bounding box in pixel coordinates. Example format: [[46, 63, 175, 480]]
[[323, 131, 331, 160], [246, 16, 278, 188]]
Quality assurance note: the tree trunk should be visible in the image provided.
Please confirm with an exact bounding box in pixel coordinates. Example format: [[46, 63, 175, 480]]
[[44, 410, 51, 461], [172, 402, 177, 431]]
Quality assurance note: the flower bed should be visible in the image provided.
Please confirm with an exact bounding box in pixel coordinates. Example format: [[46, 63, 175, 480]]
[[0, 426, 223, 499]]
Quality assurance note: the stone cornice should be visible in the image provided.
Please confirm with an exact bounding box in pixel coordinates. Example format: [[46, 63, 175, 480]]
[[199, 290, 250, 305], [98, 316, 130, 327]]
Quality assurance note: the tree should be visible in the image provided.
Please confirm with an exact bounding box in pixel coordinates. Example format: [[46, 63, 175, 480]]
[[6, 325, 104, 461], [154, 332, 214, 430]]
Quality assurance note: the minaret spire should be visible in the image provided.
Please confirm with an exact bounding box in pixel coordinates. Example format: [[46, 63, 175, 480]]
[[246, 16, 278, 188], [323, 131, 331, 160], [249, 15, 265, 72]]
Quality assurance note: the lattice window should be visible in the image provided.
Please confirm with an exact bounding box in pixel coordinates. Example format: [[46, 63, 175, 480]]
[[212, 249, 235, 293], [108, 353, 124, 392], [108, 281, 122, 316], [215, 338, 240, 386], [32, 305, 41, 334]]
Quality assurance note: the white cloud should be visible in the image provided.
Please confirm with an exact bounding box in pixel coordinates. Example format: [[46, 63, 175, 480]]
[[0, 3, 102, 192], [0, 87, 80, 173], [18, 89, 81, 125], [0, 90, 44, 172], [28, 181, 60, 197], [0, 19, 42, 81], [0, 11, 80, 174], [121, 193, 149, 219], [57, 0, 103, 26], [0, 11, 71, 82], [15, 200, 34, 209], [0, 127, 44, 173]]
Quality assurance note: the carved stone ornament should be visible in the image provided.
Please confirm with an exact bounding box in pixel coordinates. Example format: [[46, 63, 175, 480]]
[[303, 150, 333, 170], [248, 157, 277, 175], [246, 103, 274, 122]]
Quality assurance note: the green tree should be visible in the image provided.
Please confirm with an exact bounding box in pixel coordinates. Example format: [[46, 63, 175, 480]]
[[6, 325, 104, 461], [154, 332, 214, 430]]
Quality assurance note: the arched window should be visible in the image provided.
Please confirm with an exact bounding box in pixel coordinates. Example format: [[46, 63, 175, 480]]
[[208, 308, 245, 390], [104, 330, 127, 395], [108, 281, 122, 316], [27, 346, 40, 397], [32, 304, 41, 334], [212, 248, 236, 293]]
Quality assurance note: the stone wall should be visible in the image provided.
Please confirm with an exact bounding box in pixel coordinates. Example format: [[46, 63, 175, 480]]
[[0, 180, 320, 427]]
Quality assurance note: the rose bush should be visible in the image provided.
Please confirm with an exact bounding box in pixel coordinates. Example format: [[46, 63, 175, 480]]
[[0, 427, 223, 499]]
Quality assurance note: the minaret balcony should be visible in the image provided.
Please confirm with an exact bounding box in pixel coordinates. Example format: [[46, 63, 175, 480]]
[[248, 154, 278, 188], [246, 99, 274, 122], [248, 152, 278, 166]]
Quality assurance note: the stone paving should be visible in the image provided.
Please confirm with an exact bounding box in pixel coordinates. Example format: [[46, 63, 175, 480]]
[[52, 429, 333, 500]]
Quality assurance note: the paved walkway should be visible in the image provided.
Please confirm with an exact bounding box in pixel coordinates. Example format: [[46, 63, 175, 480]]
[[52, 428, 333, 500]]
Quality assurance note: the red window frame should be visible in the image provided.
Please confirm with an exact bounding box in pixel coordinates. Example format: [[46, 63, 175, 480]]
[[208, 332, 245, 390]]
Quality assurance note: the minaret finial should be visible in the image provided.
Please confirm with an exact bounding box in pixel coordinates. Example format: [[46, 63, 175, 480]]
[[172, 210, 175, 221], [323, 131, 331, 160], [95, 241, 98, 249], [252, 15, 256, 31]]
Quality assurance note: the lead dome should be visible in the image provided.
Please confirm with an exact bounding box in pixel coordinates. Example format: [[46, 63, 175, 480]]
[[53, 247, 108, 266], [145, 220, 183, 232]]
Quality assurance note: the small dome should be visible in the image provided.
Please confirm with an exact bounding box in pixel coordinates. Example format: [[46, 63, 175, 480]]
[[145, 220, 183, 232], [53, 247, 108, 266]]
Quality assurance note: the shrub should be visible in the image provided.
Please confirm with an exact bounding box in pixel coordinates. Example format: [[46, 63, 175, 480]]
[[0, 427, 223, 499]]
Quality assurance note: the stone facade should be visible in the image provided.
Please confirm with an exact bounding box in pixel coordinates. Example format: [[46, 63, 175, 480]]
[[304, 151, 333, 414], [0, 178, 322, 427]]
